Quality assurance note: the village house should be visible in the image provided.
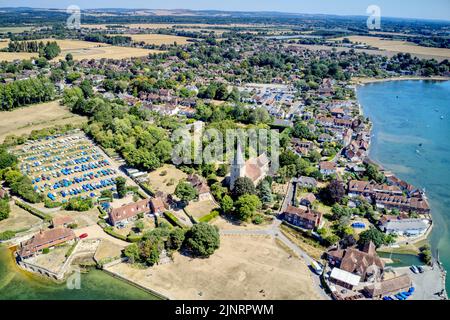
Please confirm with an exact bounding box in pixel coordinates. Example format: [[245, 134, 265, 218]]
[[319, 161, 337, 175], [150, 197, 167, 215], [283, 205, 322, 230], [52, 216, 75, 228], [327, 242, 385, 283], [18, 227, 76, 259], [299, 193, 316, 207], [364, 274, 412, 299], [296, 176, 318, 189], [329, 267, 361, 290], [187, 174, 213, 201], [108, 198, 151, 226]]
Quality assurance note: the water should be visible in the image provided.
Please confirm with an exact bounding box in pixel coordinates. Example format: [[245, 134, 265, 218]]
[[356, 80, 450, 292], [378, 252, 424, 268], [0, 246, 159, 300]]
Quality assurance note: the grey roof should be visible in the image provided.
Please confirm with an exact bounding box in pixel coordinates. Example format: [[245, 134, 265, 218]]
[[384, 219, 428, 232]]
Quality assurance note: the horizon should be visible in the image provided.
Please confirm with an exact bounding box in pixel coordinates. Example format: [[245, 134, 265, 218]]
[[1, 0, 450, 22]]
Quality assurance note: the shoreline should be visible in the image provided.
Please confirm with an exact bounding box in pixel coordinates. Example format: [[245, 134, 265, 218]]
[[352, 76, 450, 85], [355, 81, 448, 299]]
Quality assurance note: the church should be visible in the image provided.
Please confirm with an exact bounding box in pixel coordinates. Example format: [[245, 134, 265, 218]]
[[229, 142, 270, 190]]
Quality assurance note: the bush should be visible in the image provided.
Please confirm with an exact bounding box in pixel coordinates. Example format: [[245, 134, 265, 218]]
[[63, 197, 93, 212], [252, 214, 264, 225], [42, 248, 50, 254], [0, 230, 16, 241], [0, 198, 10, 221], [44, 199, 62, 208], [15, 200, 51, 221], [163, 211, 185, 229], [198, 210, 220, 223]]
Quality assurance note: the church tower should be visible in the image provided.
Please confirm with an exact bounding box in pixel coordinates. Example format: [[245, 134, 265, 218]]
[[230, 142, 245, 190]]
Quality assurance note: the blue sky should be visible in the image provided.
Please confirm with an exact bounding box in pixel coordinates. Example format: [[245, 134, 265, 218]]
[[3, 0, 450, 21]]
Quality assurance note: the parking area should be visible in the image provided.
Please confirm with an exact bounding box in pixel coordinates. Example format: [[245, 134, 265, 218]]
[[393, 266, 447, 300], [11, 130, 122, 204]]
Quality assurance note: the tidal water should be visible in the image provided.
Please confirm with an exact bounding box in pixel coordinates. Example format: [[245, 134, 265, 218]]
[[357, 80, 450, 292], [0, 246, 158, 300]]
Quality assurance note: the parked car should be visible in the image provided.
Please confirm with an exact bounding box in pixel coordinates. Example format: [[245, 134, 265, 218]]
[[418, 266, 425, 273], [410, 265, 420, 274], [79, 233, 88, 239]]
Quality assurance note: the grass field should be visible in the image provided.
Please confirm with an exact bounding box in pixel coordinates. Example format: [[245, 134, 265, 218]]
[[0, 39, 36, 61], [0, 39, 162, 61], [107, 235, 323, 300], [147, 165, 187, 194], [0, 201, 42, 233], [0, 26, 33, 33], [334, 36, 450, 61], [0, 101, 87, 143], [120, 34, 192, 45], [184, 199, 219, 221]]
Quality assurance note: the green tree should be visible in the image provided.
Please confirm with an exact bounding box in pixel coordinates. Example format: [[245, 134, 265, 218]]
[[257, 180, 273, 203], [358, 227, 387, 248], [220, 195, 234, 214], [115, 177, 127, 198], [175, 181, 198, 202], [235, 194, 262, 221], [320, 179, 345, 205], [0, 199, 10, 221], [124, 243, 140, 263], [185, 223, 220, 257], [168, 227, 185, 251], [232, 177, 256, 198]]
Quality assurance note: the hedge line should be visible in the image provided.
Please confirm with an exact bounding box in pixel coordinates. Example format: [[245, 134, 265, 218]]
[[163, 211, 185, 229], [198, 210, 220, 223], [15, 200, 52, 222], [139, 183, 154, 197]]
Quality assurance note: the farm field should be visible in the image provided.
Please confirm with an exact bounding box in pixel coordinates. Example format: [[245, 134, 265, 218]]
[[82, 23, 266, 30], [333, 36, 450, 61], [0, 101, 87, 143], [0, 39, 162, 61], [120, 34, 192, 45], [0, 40, 36, 61], [106, 235, 323, 300], [0, 26, 33, 33]]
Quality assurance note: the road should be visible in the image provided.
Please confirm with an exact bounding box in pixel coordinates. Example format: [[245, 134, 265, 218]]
[[220, 180, 330, 300]]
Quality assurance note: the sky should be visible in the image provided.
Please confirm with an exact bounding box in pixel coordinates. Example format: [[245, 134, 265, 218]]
[[2, 0, 450, 21]]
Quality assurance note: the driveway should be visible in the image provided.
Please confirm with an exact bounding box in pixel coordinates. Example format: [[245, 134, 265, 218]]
[[74, 225, 129, 248]]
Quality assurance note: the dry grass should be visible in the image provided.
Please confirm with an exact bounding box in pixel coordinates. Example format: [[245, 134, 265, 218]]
[[0, 39, 162, 61], [107, 235, 323, 300], [0, 27, 32, 33], [334, 36, 450, 61], [0, 201, 42, 233], [184, 199, 219, 221], [120, 34, 192, 45], [0, 101, 87, 143], [0, 39, 37, 62], [147, 165, 187, 195]]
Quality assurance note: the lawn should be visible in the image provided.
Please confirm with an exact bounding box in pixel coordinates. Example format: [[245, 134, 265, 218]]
[[0, 201, 42, 233], [146, 165, 187, 195], [184, 199, 219, 221], [106, 234, 323, 300]]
